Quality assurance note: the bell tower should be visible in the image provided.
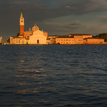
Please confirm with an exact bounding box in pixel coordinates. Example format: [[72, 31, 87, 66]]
[[19, 10, 24, 36]]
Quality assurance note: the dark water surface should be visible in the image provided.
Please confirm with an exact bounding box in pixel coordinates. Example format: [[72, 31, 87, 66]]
[[0, 45, 107, 107]]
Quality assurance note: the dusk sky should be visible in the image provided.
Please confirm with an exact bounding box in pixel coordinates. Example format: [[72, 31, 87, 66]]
[[1, 0, 107, 41]]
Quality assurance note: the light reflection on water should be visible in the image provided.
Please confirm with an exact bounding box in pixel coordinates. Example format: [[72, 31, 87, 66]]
[[0, 45, 107, 106]]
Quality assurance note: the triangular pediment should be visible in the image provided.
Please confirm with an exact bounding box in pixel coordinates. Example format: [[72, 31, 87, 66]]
[[33, 30, 43, 35]]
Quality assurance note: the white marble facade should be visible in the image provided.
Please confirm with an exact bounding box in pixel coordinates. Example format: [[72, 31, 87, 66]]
[[29, 30, 47, 44]]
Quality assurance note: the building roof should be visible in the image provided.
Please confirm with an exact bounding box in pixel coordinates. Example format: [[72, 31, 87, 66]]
[[12, 37, 21, 38], [84, 37, 104, 40], [48, 35, 59, 38], [57, 35, 74, 38], [55, 34, 92, 38], [69, 34, 92, 36], [24, 31, 32, 33], [11, 36, 24, 38]]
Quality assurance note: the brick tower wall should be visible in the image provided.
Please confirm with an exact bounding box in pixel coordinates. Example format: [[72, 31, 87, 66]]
[[20, 25, 24, 36]]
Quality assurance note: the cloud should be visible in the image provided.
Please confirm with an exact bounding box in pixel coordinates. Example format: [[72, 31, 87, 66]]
[[7, 0, 107, 22], [97, 15, 107, 23], [9, 1, 47, 9], [1, 0, 107, 40], [39, 20, 86, 35], [64, 22, 85, 30], [10, 1, 30, 5], [61, 0, 107, 14]]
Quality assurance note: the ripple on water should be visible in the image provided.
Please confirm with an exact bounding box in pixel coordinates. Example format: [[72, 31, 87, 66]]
[[0, 45, 107, 106]]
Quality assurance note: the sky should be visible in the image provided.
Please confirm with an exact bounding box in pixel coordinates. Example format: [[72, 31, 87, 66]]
[[1, 0, 107, 41]]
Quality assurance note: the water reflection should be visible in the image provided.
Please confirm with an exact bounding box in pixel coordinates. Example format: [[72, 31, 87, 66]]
[[0, 45, 107, 106]]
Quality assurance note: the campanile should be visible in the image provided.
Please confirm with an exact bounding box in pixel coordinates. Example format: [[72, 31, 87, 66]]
[[19, 10, 24, 36]]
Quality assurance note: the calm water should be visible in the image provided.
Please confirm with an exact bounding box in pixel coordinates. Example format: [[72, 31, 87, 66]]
[[0, 45, 107, 107]]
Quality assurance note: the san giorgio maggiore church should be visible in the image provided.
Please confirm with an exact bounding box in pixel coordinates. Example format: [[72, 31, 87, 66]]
[[10, 10, 48, 45], [10, 10, 106, 45]]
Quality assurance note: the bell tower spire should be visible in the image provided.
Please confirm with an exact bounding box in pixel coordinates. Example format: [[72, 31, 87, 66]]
[[20, 9, 23, 17], [19, 10, 24, 36]]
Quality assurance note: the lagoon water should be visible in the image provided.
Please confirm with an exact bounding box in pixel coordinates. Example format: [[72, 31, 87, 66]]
[[0, 45, 107, 107]]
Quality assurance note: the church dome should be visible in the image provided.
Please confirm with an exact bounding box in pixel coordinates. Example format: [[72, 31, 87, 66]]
[[32, 23, 39, 32]]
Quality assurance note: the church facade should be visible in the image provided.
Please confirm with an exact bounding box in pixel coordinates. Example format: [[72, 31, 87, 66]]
[[10, 10, 48, 45]]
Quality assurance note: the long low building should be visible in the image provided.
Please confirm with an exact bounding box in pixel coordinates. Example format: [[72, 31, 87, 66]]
[[55, 34, 105, 45], [84, 37, 105, 44], [56, 34, 91, 44]]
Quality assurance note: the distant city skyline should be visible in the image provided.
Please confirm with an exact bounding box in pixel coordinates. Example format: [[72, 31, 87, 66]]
[[1, 0, 107, 41]]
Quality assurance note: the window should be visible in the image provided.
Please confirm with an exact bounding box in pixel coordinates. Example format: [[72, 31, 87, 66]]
[[37, 40, 39, 44], [66, 39, 68, 41]]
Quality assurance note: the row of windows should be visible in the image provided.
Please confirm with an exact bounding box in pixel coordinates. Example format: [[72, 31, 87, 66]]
[[57, 39, 73, 41], [12, 40, 29, 44], [57, 39, 85, 41], [59, 42, 74, 44]]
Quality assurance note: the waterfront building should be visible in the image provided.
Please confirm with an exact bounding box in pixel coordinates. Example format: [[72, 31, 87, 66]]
[[47, 36, 59, 44], [0, 36, 2, 42], [10, 10, 106, 45], [0, 36, 2, 44], [10, 36, 26, 44], [84, 37, 104, 44], [10, 10, 48, 45], [56, 34, 92, 45], [56, 35, 74, 45], [56, 34, 105, 45]]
